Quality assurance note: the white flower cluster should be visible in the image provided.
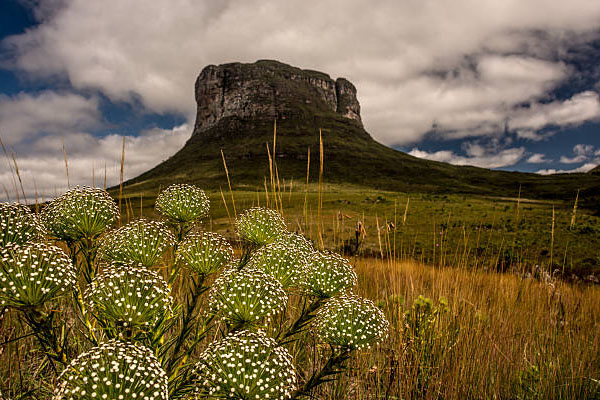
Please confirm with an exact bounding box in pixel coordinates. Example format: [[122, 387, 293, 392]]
[[208, 266, 287, 327], [282, 232, 314, 255], [41, 186, 119, 241], [303, 250, 357, 298], [155, 184, 210, 223], [235, 207, 286, 246], [176, 231, 233, 276], [54, 339, 168, 400], [0, 202, 46, 246], [193, 330, 297, 399], [247, 239, 311, 289], [97, 219, 175, 267], [315, 293, 389, 350], [84, 264, 172, 330], [0, 242, 76, 307]]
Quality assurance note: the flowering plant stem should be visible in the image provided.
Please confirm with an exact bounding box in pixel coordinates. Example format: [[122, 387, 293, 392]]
[[291, 346, 351, 399], [279, 297, 324, 344], [165, 274, 209, 376], [20, 306, 69, 370]]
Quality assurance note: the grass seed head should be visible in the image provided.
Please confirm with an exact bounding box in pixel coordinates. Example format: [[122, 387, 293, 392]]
[[315, 293, 389, 350], [40, 186, 119, 241], [175, 231, 233, 276], [0, 202, 45, 246], [247, 237, 312, 289], [193, 330, 297, 399], [84, 264, 172, 330], [303, 250, 357, 298], [97, 218, 175, 267], [208, 265, 287, 328], [155, 183, 210, 223], [235, 207, 286, 246], [0, 242, 75, 307], [54, 339, 168, 400]]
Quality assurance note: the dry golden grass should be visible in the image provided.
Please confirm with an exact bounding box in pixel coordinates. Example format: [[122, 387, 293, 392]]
[[322, 258, 600, 399]]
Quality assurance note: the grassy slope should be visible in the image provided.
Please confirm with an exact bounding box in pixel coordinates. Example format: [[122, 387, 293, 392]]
[[123, 113, 600, 212]]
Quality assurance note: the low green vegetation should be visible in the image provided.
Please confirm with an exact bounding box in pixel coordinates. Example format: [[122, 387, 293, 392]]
[[119, 184, 600, 280]]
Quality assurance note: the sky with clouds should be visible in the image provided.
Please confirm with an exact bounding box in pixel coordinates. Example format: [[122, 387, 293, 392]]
[[1, 0, 600, 201]]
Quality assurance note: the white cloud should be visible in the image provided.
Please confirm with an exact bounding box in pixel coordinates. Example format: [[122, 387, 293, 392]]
[[408, 146, 525, 169], [0, 91, 99, 146], [3, 0, 600, 146], [537, 162, 597, 175], [1, 124, 190, 202], [526, 153, 551, 163], [510, 91, 600, 135]]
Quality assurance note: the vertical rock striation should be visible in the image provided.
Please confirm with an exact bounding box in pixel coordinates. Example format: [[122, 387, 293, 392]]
[[192, 60, 362, 136]]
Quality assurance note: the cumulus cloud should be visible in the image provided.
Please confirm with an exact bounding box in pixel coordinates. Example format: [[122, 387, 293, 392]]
[[536, 143, 600, 174], [526, 153, 551, 163], [408, 146, 525, 169], [3, 0, 600, 146], [0, 91, 99, 146], [1, 124, 190, 202], [537, 163, 597, 174]]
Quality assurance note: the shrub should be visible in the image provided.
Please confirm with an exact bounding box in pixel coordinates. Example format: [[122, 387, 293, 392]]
[[0, 242, 75, 307], [97, 218, 175, 267], [0, 202, 45, 246], [40, 186, 118, 241], [155, 183, 210, 224], [193, 330, 297, 399], [235, 207, 286, 246], [54, 339, 168, 400]]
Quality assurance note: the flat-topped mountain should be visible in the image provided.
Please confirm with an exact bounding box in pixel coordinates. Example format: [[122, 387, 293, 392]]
[[125, 60, 600, 207]]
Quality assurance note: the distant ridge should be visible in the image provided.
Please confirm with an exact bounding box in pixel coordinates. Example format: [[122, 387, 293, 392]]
[[124, 60, 600, 207]]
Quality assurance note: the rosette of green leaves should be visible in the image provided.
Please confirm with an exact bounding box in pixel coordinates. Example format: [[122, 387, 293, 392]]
[[235, 207, 286, 246], [0, 202, 45, 246], [315, 293, 389, 350], [303, 250, 357, 298], [155, 184, 210, 223], [54, 339, 168, 400], [97, 218, 175, 267], [84, 264, 172, 333], [40, 186, 119, 241], [247, 238, 311, 289], [193, 330, 297, 399], [208, 266, 287, 328], [0, 242, 76, 307], [175, 231, 233, 276]]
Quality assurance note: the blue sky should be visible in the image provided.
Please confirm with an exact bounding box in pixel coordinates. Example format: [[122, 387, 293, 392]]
[[1, 0, 600, 200]]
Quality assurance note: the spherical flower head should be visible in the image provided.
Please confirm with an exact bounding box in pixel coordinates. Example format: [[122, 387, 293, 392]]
[[0, 202, 46, 246], [283, 232, 314, 255], [84, 264, 172, 330], [0, 242, 76, 307], [303, 250, 357, 298], [175, 231, 233, 276], [54, 339, 168, 400], [247, 238, 311, 289], [155, 184, 210, 223], [40, 186, 119, 241], [235, 207, 286, 246], [315, 294, 389, 350], [208, 266, 287, 328], [97, 218, 175, 267], [193, 330, 297, 399]]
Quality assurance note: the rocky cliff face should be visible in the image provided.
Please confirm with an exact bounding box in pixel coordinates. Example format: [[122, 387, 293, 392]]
[[192, 60, 362, 135]]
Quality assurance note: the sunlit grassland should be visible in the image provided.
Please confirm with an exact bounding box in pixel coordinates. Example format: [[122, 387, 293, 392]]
[[119, 183, 600, 279]]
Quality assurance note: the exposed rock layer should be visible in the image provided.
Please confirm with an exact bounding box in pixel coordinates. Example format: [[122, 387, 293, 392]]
[[193, 60, 362, 135]]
